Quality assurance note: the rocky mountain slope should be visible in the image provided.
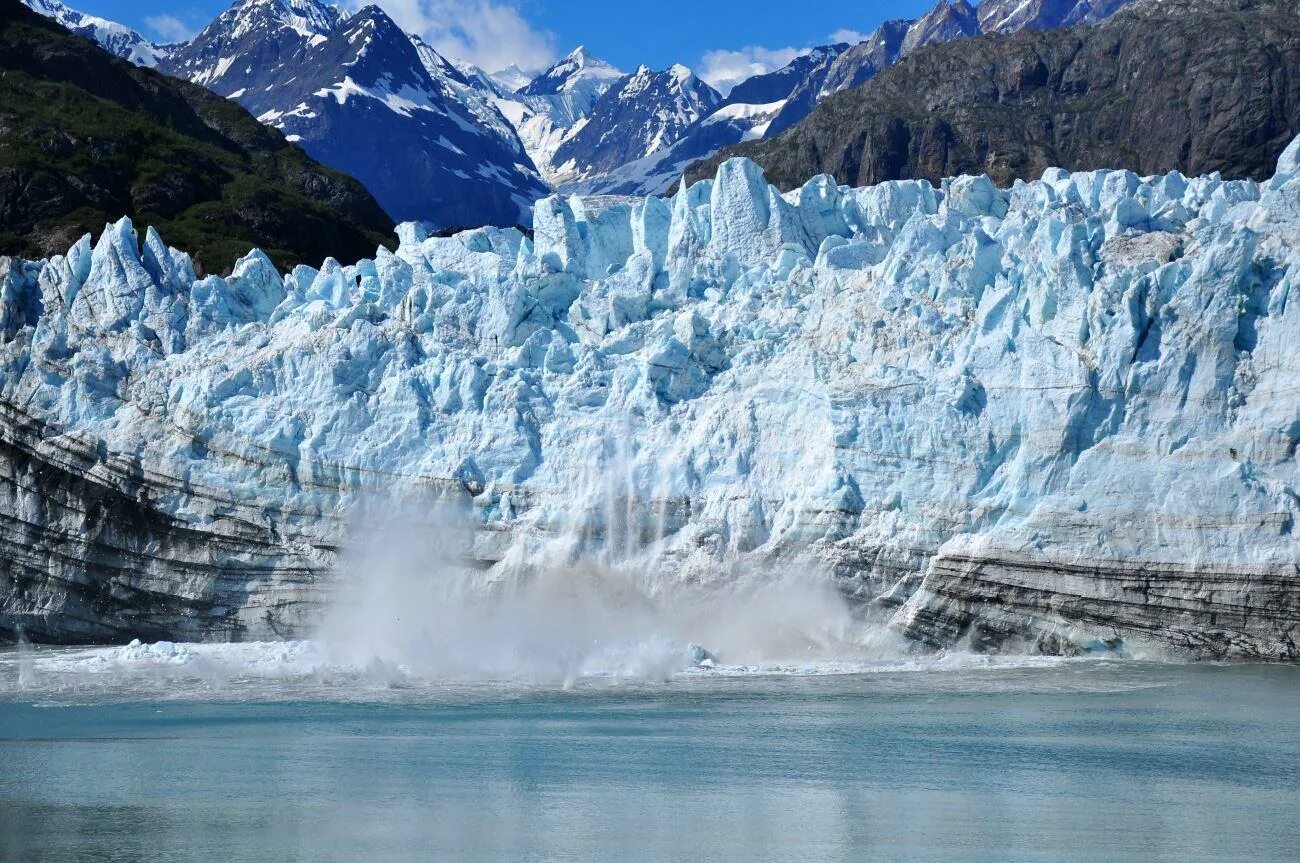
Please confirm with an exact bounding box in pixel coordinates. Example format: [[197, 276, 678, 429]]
[[585, 0, 1143, 196], [157, 0, 548, 229], [549, 64, 722, 188], [487, 47, 626, 186], [3, 117, 1298, 656], [691, 0, 1300, 190], [0, 1, 393, 273]]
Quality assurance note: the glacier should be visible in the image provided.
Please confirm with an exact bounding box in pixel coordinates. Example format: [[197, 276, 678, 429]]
[[1, 138, 1299, 658]]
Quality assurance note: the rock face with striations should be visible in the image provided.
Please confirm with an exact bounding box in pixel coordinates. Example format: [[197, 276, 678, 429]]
[[690, 0, 1300, 192], [2, 126, 1299, 657]]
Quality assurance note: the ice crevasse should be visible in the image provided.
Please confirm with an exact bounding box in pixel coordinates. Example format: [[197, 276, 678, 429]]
[[2, 138, 1299, 657]]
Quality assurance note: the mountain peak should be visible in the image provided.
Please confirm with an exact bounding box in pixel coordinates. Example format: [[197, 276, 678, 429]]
[[550, 60, 722, 183], [520, 45, 623, 97], [489, 63, 533, 93], [901, 0, 980, 55], [667, 63, 695, 84], [345, 3, 401, 33], [222, 0, 343, 39]]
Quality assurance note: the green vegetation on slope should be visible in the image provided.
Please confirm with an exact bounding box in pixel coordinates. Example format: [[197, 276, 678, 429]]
[[0, 0, 395, 274]]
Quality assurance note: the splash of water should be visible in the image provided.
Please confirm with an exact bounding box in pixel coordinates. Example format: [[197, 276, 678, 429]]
[[314, 426, 900, 686], [16, 626, 35, 690]]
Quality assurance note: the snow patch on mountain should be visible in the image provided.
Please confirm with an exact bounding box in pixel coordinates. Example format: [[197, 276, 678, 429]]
[[21, 0, 172, 65], [158, 0, 547, 229], [550, 64, 722, 190]]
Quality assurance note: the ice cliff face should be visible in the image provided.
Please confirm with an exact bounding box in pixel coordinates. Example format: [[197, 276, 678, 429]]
[[3, 139, 1299, 657]]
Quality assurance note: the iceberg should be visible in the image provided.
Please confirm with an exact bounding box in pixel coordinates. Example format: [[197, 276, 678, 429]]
[[2, 138, 1298, 658]]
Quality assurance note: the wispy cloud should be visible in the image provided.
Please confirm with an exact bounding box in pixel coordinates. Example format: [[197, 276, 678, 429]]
[[697, 25, 876, 97], [358, 1, 557, 74], [697, 45, 806, 96], [145, 13, 197, 43]]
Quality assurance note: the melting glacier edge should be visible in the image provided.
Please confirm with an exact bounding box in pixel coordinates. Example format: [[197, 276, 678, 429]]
[[2, 141, 1299, 658]]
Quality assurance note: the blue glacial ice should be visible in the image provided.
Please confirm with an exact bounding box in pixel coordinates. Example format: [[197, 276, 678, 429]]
[[2, 139, 1299, 657]]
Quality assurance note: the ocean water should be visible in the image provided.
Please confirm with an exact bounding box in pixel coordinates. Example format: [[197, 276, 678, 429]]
[[1, 646, 1298, 863]]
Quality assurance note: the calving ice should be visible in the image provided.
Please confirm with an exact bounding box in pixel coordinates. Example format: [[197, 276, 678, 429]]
[[2, 137, 1298, 658]]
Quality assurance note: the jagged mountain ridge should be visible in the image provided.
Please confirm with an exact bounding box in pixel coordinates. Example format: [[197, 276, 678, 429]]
[[570, 0, 1144, 196], [486, 46, 627, 187], [157, 0, 547, 229], [0, 1, 393, 273], [549, 64, 723, 188], [577, 45, 854, 197], [688, 0, 1300, 191], [21, 0, 1151, 215]]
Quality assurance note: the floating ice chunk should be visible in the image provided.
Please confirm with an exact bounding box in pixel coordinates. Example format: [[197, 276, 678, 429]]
[[688, 643, 718, 668]]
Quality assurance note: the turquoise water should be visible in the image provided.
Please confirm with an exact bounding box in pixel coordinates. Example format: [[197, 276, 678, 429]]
[[2, 651, 1298, 863]]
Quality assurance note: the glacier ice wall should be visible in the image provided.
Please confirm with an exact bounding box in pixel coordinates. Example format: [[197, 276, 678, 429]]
[[2, 139, 1299, 656]]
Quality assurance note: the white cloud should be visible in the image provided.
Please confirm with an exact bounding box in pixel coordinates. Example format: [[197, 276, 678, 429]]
[[358, 1, 557, 74], [696, 27, 880, 97], [828, 28, 869, 45], [145, 13, 197, 43], [697, 45, 807, 97]]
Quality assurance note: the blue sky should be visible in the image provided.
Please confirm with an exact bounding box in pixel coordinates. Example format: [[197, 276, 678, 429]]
[[73, 0, 937, 87]]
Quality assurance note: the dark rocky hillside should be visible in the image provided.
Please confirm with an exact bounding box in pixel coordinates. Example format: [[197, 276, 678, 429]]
[[689, 0, 1300, 190], [0, 0, 394, 274]]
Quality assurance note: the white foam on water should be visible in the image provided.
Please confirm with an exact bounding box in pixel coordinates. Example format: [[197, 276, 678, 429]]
[[10, 637, 1110, 688]]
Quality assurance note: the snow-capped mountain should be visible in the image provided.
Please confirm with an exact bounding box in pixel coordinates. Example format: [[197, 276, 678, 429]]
[[158, 0, 346, 91], [816, 0, 1139, 108], [550, 64, 722, 189], [978, 0, 1134, 32], [488, 64, 533, 93], [23, 0, 1147, 222], [20, 0, 171, 65], [900, 0, 981, 56], [487, 47, 626, 186], [519, 46, 623, 103], [158, 0, 548, 229], [722, 44, 850, 108], [805, 19, 911, 108], [572, 44, 849, 196], [563, 0, 1142, 196]]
